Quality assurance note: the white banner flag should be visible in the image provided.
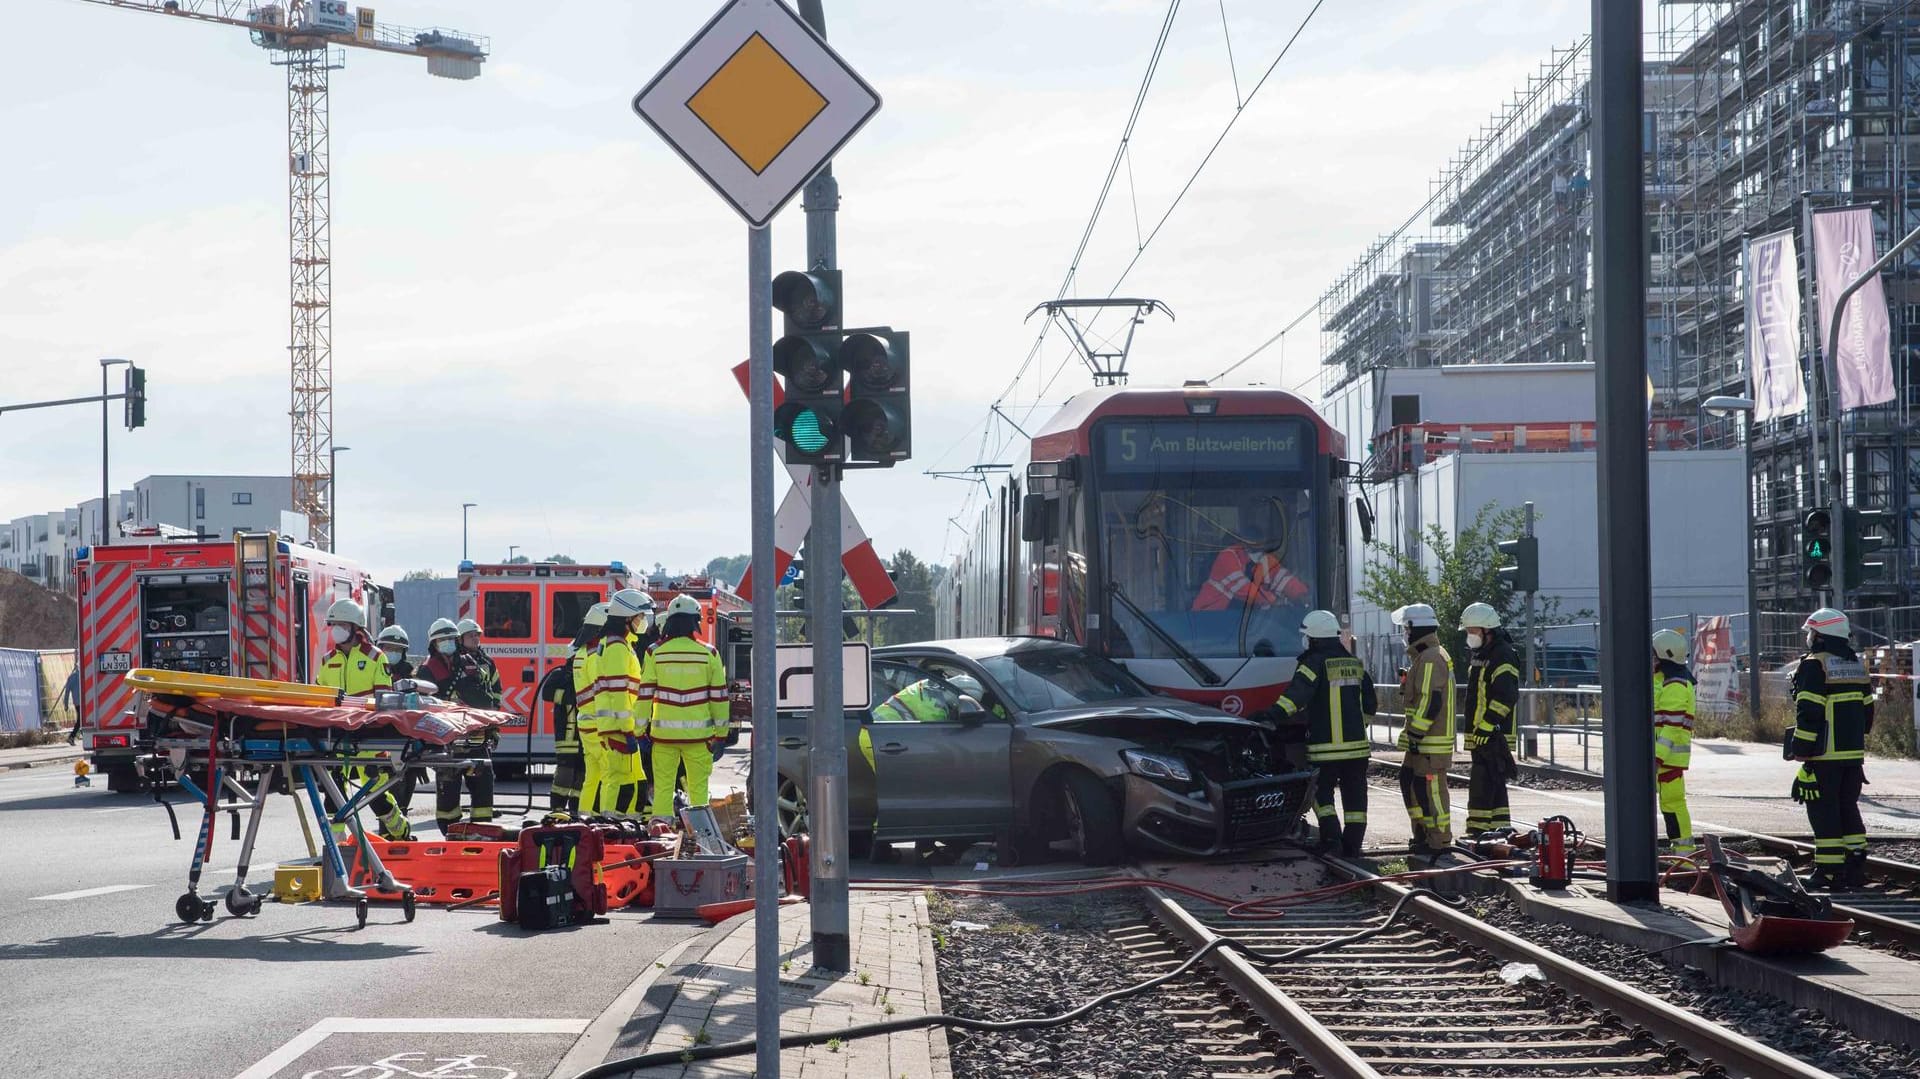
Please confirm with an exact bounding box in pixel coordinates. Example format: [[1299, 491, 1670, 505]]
[[1812, 206, 1896, 410], [1745, 229, 1807, 422], [1692, 615, 1736, 713]]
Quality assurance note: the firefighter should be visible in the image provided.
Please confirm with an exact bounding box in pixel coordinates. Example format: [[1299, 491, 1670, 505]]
[[1651, 628, 1697, 855], [587, 589, 651, 817], [542, 602, 607, 814], [1461, 602, 1519, 837], [635, 593, 661, 652], [1274, 609, 1374, 857], [1393, 603, 1456, 858], [314, 599, 408, 840], [376, 624, 413, 681], [456, 617, 503, 707], [642, 593, 730, 822], [420, 617, 497, 834], [1790, 607, 1874, 891]]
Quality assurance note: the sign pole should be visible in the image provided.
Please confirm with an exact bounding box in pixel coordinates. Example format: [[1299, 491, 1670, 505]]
[[799, 0, 851, 974], [747, 222, 782, 1079]]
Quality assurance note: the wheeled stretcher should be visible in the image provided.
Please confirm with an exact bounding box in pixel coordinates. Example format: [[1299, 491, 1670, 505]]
[[125, 669, 515, 926]]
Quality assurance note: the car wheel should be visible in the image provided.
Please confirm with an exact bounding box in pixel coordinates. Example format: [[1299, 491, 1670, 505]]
[[1060, 769, 1124, 867], [776, 774, 809, 837]]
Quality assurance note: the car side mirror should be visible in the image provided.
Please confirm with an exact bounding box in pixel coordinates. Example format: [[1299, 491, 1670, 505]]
[[956, 695, 988, 724]]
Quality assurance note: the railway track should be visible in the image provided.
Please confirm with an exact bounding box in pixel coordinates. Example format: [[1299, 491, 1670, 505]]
[[1124, 859, 1832, 1079]]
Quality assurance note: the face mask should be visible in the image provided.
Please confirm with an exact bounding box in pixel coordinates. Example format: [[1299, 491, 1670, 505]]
[[1466, 632, 1484, 650], [328, 625, 351, 645], [383, 650, 405, 666], [436, 640, 457, 656]]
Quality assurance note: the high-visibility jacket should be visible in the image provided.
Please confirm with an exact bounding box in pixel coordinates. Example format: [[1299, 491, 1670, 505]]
[[1467, 637, 1521, 746], [873, 679, 952, 723], [640, 635, 729, 743], [1653, 659, 1695, 769], [316, 642, 391, 696], [572, 641, 600, 727], [1275, 642, 1374, 762], [1792, 646, 1873, 762], [591, 633, 643, 735], [1401, 634, 1457, 755], [1191, 547, 1311, 611], [542, 650, 583, 755]]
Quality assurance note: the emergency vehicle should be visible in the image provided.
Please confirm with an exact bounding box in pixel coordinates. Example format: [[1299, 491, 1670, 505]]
[[454, 562, 747, 764], [76, 531, 382, 791]]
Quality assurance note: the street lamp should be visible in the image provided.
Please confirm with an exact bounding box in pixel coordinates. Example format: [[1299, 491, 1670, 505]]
[[1703, 395, 1760, 714], [462, 502, 477, 563], [328, 446, 351, 553], [508, 544, 520, 563], [99, 358, 131, 546]]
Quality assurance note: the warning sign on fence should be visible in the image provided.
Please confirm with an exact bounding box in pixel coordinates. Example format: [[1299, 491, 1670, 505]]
[[1692, 615, 1737, 712]]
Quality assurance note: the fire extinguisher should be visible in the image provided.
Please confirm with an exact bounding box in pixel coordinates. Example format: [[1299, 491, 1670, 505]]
[[780, 835, 812, 900], [1532, 815, 1581, 890]]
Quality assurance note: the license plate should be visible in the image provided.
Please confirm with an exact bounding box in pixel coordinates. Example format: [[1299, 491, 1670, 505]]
[[98, 651, 132, 673]]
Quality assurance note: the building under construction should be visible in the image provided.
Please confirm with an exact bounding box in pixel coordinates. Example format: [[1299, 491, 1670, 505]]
[[1316, 2, 1920, 661]]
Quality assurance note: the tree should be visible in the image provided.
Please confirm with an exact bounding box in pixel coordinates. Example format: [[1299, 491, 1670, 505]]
[[1358, 503, 1574, 661], [886, 549, 936, 644], [543, 554, 577, 565], [400, 569, 441, 582], [705, 554, 750, 586]]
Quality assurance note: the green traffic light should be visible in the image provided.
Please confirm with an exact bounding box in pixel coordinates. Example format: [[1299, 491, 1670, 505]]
[[790, 408, 829, 453], [1808, 540, 1826, 559]]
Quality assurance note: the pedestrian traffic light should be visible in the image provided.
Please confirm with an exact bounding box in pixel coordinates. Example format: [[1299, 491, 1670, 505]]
[[841, 329, 910, 465], [1803, 509, 1833, 589], [1496, 535, 1538, 593], [123, 365, 146, 430], [772, 269, 844, 464], [1844, 505, 1892, 583]]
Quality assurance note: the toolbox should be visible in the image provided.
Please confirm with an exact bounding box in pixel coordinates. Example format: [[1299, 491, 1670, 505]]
[[651, 853, 751, 918]]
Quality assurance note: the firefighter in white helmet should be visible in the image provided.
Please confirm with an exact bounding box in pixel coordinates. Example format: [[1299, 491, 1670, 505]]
[[642, 594, 730, 821], [542, 602, 609, 814], [420, 617, 497, 834], [586, 590, 653, 816], [1392, 603, 1456, 858], [313, 599, 408, 840], [376, 624, 414, 681], [1650, 628, 1697, 856], [1273, 609, 1375, 856], [1461, 602, 1520, 837], [1790, 608, 1873, 890]]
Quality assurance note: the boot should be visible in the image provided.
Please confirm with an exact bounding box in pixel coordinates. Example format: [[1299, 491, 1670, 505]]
[[1804, 865, 1840, 892], [1313, 817, 1340, 855], [1342, 823, 1366, 859], [1844, 850, 1869, 891]]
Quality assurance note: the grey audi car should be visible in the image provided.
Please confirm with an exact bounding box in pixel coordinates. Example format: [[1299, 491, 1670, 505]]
[[773, 637, 1310, 865]]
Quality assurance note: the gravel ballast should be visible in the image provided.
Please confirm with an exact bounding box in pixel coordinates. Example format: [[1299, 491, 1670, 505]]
[[929, 892, 1212, 1079], [1469, 895, 1920, 1078]]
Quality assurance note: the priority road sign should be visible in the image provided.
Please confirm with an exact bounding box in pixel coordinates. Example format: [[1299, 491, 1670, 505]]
[[633, 0, 881, 228]]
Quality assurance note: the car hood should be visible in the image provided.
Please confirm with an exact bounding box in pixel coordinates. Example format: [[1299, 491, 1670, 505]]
[[1025, 697, 1264, 732]]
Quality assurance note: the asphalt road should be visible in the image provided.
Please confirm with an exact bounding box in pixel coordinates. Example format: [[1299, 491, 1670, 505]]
[[0, 766, 704, 1079]]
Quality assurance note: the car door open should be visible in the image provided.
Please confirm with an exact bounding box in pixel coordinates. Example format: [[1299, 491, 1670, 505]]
[[869, 666, 1014, 841]]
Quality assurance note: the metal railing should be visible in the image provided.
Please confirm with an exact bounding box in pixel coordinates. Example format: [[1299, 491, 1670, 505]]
[[1365, 684, 1605, 774]]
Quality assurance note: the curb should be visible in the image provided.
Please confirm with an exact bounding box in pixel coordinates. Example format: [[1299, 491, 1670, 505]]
[[0, 747, 83, 773], [549, 912, 749, 1077]]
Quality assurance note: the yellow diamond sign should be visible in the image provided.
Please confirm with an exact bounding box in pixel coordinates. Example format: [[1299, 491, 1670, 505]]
[[688, 34, 827, 175], [634, 0, 881, 227]]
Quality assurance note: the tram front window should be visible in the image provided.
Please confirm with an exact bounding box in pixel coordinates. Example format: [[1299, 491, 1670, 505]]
[[1095, 418, 1317, 661]]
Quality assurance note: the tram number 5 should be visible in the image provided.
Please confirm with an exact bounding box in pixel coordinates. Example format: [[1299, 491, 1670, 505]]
[[1119, 428, 1138, 462]]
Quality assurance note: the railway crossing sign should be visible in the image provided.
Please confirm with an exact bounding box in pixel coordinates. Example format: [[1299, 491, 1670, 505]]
[[632, 0, 881, 227]]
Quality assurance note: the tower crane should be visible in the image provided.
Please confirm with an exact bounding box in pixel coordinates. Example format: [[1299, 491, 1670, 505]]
[[70, 1, 488, 551]]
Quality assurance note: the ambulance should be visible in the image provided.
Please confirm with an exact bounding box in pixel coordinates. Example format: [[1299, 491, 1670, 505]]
[[75, 531, 382, 792], [454, 561, 749, 766]]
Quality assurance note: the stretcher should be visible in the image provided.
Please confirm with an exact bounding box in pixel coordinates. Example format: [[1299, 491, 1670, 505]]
[[126, 668, 516, 927]]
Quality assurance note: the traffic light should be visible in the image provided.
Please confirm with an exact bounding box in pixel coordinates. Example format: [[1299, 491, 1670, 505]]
[[772, 269, 845, 464], [1496, 535, 1538, 593], [1844, 505, 1893, 583], [123, 365, 146, 430], [1803, 509, 1833, 589], [841, 329, 911, 465]]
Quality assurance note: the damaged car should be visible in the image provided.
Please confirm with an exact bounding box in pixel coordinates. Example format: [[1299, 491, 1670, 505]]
[[773, 637, 1312, 865]]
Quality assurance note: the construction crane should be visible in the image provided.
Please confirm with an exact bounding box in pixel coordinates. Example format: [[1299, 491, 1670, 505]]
[[70, 1, 488, 551]]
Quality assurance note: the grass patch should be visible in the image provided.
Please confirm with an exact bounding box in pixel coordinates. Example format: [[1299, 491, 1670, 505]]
[[0, 727, 69, 750]]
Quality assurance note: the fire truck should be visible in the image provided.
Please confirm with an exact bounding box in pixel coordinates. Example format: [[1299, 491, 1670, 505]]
[[454, 562, 748, 766], [76, 531, 384, 791]]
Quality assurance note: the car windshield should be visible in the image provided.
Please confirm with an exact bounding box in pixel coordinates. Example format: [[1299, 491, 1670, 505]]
[[977, 647, 1149, 713], [1095, 417, 1318, 660]]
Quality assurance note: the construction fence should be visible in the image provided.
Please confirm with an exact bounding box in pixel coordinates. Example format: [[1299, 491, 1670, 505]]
[[0, 648, 77, 733]]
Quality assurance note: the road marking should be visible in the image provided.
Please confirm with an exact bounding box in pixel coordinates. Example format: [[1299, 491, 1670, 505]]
[[550, 937, 696, 1078], [30, 884, 153, 901], [236, 1017, 591, 1079]]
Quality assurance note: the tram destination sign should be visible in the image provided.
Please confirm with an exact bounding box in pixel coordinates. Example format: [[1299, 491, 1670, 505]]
[[1099, 418, 1307, 473]]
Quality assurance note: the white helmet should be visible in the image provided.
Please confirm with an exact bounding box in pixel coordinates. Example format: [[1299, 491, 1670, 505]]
[[376, 625, 410, 648], [608, 588, 652, 620], [1301, 610, 1341, 639], [326, 598, 366, 629], [666, 594, 703, 619], [456, 618, 482, 637], [1651, 628, 1687, 663], [1460, 602, 1501, 631], [583, 602, 610, 627], [1392, 603, 1439, 629], [427, 617, 459, 644], [1803, 607, 1851, 639]]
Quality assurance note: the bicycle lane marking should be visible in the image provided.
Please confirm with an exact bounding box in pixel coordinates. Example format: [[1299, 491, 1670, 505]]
[[234, 1018, 589, 1079]]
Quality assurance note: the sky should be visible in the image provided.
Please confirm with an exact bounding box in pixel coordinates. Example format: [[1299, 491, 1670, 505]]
[[0, 0, 1593, 583]]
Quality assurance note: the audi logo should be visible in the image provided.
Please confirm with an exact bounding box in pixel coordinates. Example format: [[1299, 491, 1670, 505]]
[[1250, 792, 1285, 811]]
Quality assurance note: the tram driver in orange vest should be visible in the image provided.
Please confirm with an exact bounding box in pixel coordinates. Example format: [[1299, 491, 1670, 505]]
[[1191, 497, 1310, 612]]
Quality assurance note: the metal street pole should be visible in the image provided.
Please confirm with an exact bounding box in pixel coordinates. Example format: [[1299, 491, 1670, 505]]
[[461, 502, 476, 563], [1522, 499, 1537, 684], [99, 359, 130, 547], [1820, 219, 1920, 608], [508, 544, 520, 563], [747, 223, 783, 1079], [328, 446, 350, 553], [799, 0, 851, 974], [1591, 0, 1657, 903]]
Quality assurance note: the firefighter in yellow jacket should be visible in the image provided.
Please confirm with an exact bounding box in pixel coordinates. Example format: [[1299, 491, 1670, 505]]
[[642, 594, 730, 821], [543, 602, 607, 813], [1393, 603, 1456, 858], [585, 589, 651, 816], [313, 599, 407, 839], [1650, 628, 1696, 855]]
